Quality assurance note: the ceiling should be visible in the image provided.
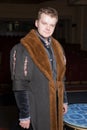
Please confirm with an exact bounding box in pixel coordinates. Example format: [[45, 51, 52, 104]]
[[0, 0, 53, 4], [68, 0, 87, 5], [0, 0, 87, 5]]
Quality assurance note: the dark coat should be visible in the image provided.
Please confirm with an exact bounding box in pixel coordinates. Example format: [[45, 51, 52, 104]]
[[10, 29, 67, 130]]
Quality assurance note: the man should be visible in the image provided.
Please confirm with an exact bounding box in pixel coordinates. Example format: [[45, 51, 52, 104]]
[[10, 7, 68, 130]]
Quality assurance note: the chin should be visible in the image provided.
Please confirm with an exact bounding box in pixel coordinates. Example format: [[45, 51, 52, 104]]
[[44, 35, 51, 38]]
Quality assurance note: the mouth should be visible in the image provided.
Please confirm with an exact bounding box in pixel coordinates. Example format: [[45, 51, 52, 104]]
[[44, 31, 51, 35]]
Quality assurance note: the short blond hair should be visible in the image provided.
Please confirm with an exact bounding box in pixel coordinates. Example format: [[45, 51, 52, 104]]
[[37, 7, 58, 22]]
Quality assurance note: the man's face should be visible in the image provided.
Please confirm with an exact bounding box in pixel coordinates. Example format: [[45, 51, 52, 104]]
[[35, 13, 57, 39]]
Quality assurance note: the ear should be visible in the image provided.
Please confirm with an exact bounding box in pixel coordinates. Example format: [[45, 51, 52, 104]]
[[35, 20, 38, 28]]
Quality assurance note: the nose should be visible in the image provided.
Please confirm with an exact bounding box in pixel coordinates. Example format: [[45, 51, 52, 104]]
[[46, 25, 50, 30]]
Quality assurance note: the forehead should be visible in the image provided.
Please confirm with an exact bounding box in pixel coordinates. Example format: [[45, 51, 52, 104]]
[[39, 13, 57, 24]]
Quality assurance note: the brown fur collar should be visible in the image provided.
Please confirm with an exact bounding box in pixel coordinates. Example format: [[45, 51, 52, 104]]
[[21, 29, 65, 81], [21, 29, 66, 130]]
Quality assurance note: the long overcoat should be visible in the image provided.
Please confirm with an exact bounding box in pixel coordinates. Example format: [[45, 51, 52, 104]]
[[10, 29, 66, 130]]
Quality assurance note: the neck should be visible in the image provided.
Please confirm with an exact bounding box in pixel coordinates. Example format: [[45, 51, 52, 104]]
[[36, 30, 51, 46]]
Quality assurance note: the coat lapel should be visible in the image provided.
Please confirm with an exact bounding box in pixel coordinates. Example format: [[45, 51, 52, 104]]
[[21, 29, 53, 81]]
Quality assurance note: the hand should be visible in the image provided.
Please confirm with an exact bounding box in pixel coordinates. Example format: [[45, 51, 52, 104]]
[[19, 119, 31, 129], [63, 103, 68, 114]]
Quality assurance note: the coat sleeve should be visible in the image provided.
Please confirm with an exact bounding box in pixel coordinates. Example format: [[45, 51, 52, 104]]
[[63, 72, 68, 103], [63, 90, 68, 103], [14, 90, 30, 119], [10, 43, 33, 90], [10, 43, 33, 119], [63, 77, 68, 103]]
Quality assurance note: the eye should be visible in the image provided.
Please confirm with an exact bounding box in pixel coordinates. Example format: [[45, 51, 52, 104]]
[[50, 24, 55, 28], [41, 21, 47, 25]]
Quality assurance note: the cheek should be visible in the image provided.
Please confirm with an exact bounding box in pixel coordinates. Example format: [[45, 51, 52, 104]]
[[50, 28, 55, 34], [52, 27, 55, 32], [37, 27, 43, 34], [38, 25, 44, 32]]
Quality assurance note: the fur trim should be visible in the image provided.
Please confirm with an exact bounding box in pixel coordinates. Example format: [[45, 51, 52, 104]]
[[21, 29, 66, 130]]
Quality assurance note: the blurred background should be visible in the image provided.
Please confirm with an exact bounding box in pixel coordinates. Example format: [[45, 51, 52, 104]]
[[0, 0, 87, 129]]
